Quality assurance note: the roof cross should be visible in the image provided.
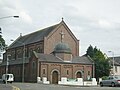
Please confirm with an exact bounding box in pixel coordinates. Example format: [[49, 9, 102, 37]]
[[60, 31, 65, 42]]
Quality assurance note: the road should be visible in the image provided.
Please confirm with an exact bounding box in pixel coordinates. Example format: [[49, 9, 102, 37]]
[[0, 84, 13, 90], [0, 80, 14, 90], [0, 82, 120, 90], [12, 83, 120, 90]]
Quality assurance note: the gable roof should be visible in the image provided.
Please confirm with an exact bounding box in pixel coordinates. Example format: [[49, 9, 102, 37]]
[[9, 23, 59, 48], [0, 58, 29, 66], [109, 56, 120, 66], [72, 55, 94, 64], [34, 52, 93, 64], [9, 20, 79, 49], [36, 53, 63, 63], [0, 52, 94, 66]]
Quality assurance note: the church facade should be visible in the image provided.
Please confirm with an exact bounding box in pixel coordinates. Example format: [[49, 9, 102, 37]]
[[0, 20, 94, 84]]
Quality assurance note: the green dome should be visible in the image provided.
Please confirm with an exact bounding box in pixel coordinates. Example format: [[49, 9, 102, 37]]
[[54, 42, 71, 54]]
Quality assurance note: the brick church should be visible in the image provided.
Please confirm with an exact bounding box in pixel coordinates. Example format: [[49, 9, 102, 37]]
[[0, 19, 94, 84]]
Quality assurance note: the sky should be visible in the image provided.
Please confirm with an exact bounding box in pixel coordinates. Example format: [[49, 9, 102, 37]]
[[0, 0, 120, 57]]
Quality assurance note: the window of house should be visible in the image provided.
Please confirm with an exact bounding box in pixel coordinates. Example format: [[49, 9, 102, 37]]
[[17, 49, 22, 59], [115, 66, 117, 72], [43, 69, 45, 74], [32, 61, 36, 74], [39, 45, 43, 53], [67, 70, 69, 75], [35, 45, 43, 53], [25, 48, 27, 57], [36, 47, 40, 53], [11, 50, 15, 60], [29, 48, 34, 57], [88, 71, 90, 75]]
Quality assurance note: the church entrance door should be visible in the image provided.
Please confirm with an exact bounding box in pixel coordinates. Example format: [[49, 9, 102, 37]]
[[52, 71, 58, 84], [76, 72, 82, 78]]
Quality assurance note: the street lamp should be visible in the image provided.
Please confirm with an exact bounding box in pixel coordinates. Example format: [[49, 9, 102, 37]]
[[0, 15, 19, 33], [0, 27, 1, 33], [108, 51, 115, 76], [0, 15, 19, 84], [0, 16, 19, 19], [11, 39, 25, 82], [0, 15, 19, 57], [5, 53, 11, 85]]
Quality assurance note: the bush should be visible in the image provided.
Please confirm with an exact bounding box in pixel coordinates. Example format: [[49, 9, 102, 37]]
[[102, 76, 108, 80]]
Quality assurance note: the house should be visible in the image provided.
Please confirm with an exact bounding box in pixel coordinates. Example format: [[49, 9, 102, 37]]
[[109, 56, 120, 76], [0, 19, 94, 84]]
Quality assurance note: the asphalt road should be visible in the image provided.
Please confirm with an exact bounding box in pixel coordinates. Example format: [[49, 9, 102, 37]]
[[0, 80, 13, 90], [0, 84, 13, 90], [12, 83, 120, 90], [0, 82, 120, 90]]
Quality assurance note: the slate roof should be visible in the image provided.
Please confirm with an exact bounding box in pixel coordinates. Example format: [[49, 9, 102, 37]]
[[9, 23, 59, 48], [0, 52, 94, 66], [36, 53, 63, 63], [109, 56, 120, 66], [72, 55, 94, 64], [0, 58, 29, 66], [34, 52, 93, 64]]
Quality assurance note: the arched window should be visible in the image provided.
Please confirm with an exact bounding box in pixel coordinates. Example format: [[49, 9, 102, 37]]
[[17, 49, 22, 59], [29, 49, 33, 57], [67, 70, 69, 75], [11, 50, 15, 60], [88, 71, 90, 75], [32, 61, 36, 74], [76, 71, 82, 78]]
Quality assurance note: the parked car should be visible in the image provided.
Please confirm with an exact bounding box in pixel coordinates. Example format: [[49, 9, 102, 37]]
[[2, 74, 14, 83], [100, 75, 120, 87]]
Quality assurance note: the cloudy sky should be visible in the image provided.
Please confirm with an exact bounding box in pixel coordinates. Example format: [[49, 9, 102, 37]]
[[0, 0, 120, 57]]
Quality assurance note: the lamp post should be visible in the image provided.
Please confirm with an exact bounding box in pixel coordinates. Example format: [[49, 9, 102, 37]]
[[108, 51, 115, 76], [0, 15, 19, 57], [0, 15, 19, 34], [0, 15, 19, 84], [5, 53, 11, 85], [11, 39, 25, 82], [0, 16, 19, 19]]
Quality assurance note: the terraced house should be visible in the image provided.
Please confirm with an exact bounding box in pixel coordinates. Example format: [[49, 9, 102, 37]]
[[0, 19, 94, 84]]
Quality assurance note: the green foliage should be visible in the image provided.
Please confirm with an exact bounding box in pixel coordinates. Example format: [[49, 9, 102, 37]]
[[86, 45, 111, 79], [0, 35, 6, 51], [86, 45, 94, 58], [102, 76, 108, 80]]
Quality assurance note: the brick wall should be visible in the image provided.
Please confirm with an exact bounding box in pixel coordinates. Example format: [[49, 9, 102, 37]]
[[44, 23, 79, 57], [40, 62, 93, 83]]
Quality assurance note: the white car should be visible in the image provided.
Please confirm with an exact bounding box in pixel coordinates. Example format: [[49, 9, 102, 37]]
[[2, 74, 14, 83]]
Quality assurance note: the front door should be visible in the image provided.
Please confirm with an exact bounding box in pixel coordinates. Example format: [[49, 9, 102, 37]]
[[52, 71, 58, 84], [76, 72, 82, 78]]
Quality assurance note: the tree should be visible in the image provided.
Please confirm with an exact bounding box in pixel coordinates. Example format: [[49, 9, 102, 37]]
[[0, 29, 6, 52], [86, 45, 94, 58], [86, 45, 111, 80]]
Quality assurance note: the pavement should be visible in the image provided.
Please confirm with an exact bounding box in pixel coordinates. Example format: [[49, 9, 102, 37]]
[[0, 84, 13, 90], [0, 80, 20, 90]]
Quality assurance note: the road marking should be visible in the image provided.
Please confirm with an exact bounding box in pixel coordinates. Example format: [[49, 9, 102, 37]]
[[12, 85, 20, 90]]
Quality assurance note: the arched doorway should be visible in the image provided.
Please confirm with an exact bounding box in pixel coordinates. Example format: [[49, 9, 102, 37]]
[[52, 71, 58, 84], [76, 71, 82, 78]]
